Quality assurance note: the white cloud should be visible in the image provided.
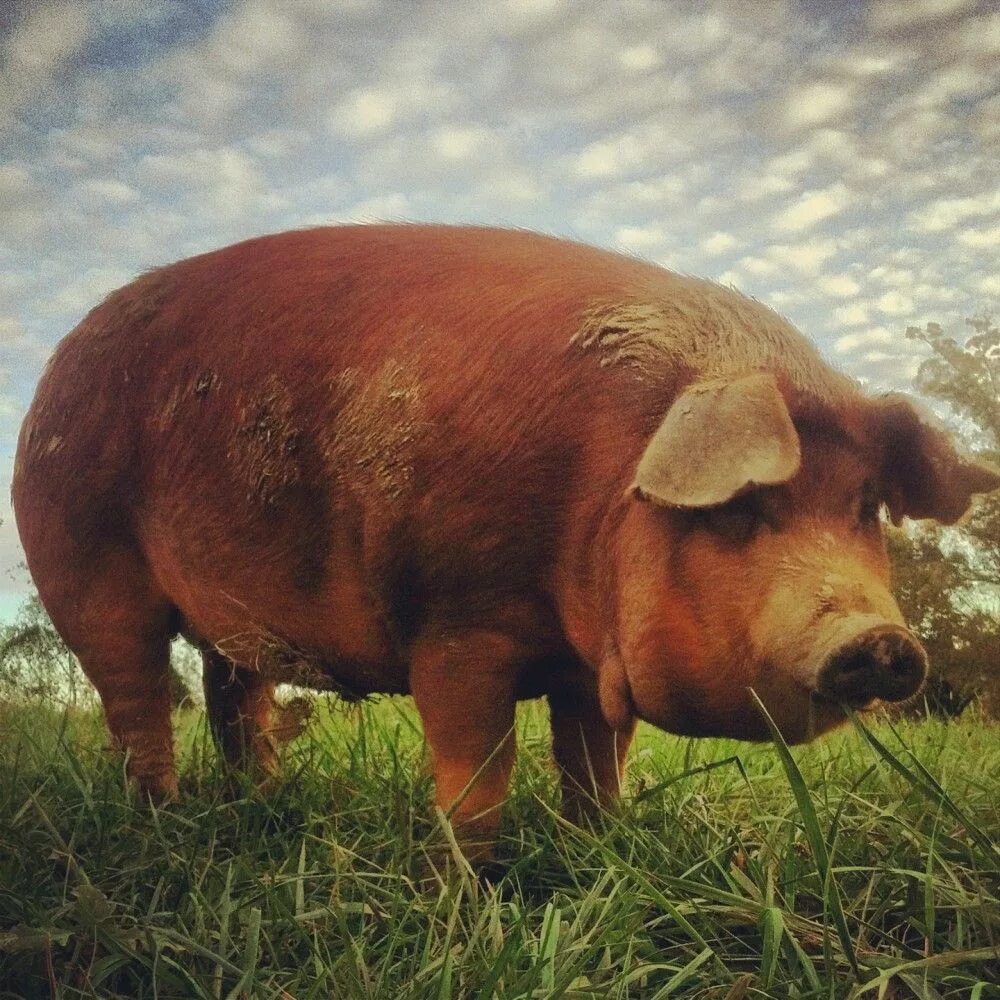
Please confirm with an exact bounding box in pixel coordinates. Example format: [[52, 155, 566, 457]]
[[0, 163, 52, 244], [431, 126, 490, 161], [897, 283, 954, 308], [870, 0, 978, 31], [694, 193, 727, 215], [834, 303, 870, 326], [485, 170, 544, 203], [1, 2, 91, 79], [830, 50, 908, 76], [818, 274, 861, 297], [0, 271, 30, 299], [700, 231, 737, 255], [882, 107, 952, 153], [834, 327, 895, 353], [500, 0, 571, 30], [957, 225, 1000, 249], [574, 131, 659, 179], [77, 178, 140, 206], [773, 183, 852, 232], [146, 1, 312, 130], [806, 129, 891, 180], [948, 12, 1000, 55], [910, 191, 1000, 232], [768, 148, 814, 178], [50, 122, 154, 166], [785, 81, 854, 128], [911, 64, 992, 108], [574, 174, 691, 236], [42, 267, 135, 319], [140, 146, 284, 221], [869, 266, 915, 288], [615, 176, 690, 206], [211, 1, 305, 74], [971, 93, 1000, 144], [245, 129, 312, 159], [329, 87, 401, 137], [977, 276, 1000, 296], [0, 318, 52, 441], [0, 164, 32, 203], [162, 0, 306, 79], [876, 290, 916, 316], [614, 224, 669, 251], [766, 289, 807, 309], [0, 317, 51, 368], [619, 45, 660, 71], [737, 173, 796, 202], [767, 240, 837, 275], [737, 255, 780, 279]]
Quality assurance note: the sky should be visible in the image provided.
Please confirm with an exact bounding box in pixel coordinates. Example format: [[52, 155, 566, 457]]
[[1, 0, 998, 619]]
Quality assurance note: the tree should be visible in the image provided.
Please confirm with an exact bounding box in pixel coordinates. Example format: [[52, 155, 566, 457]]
[[0, 593, 83, 705], [888, 525, 999, 715], [0, 589, 196, 709], [889, 315, 1000, 716]]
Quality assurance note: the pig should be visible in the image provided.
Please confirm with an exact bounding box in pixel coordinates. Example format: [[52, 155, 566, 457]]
[[13, 225, 999, 859]]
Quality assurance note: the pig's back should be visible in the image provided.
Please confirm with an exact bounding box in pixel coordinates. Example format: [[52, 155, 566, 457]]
[[19, 225, 643, 500]]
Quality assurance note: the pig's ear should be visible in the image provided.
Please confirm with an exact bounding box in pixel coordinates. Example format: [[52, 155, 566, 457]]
[[632, 372, 801, 508], [875, 393, 1000, 525]]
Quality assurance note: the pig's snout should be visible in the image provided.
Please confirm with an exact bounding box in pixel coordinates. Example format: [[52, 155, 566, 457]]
[[817, 624, 927, 706]]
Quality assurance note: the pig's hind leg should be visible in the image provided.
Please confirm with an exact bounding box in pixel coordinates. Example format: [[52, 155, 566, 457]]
[[32, 540, 180, 801], [202, 649, 278, 785]]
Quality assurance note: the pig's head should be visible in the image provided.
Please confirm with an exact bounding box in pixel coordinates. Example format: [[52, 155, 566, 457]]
[[600, 372, 1000, 744]]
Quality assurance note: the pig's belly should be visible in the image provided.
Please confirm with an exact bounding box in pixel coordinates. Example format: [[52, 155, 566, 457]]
[[188, 619, 411, 699], [144, 530, 410, 696]]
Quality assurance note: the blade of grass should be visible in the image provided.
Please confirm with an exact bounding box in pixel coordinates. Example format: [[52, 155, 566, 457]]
[[749, 690, 861, 980], [759, 906, 784, 989], [849, 711, 999, 863], [223, 906, 261, 1000]]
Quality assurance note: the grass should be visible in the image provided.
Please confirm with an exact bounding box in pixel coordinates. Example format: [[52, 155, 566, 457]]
[[1, 695, 999, 999]]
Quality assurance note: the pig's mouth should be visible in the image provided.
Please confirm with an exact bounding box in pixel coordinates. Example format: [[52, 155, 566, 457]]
[[804, 688, 872, 739], [809, 688, 878, 712], [769, 683, 858, 743], [751, 678, 874, 745]]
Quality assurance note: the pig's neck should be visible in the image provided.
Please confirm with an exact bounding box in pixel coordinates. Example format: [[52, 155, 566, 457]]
[[551, 462, 634, 672]]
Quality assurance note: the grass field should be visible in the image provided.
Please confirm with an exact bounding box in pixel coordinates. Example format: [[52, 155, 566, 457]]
[[1, 696, 999, 999]]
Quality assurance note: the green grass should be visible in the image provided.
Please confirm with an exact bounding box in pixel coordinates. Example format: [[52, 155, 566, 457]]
[[2, 697, 999, 999]]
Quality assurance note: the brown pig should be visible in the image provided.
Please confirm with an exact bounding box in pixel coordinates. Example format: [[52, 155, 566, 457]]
[[13, 225, 999, 857]]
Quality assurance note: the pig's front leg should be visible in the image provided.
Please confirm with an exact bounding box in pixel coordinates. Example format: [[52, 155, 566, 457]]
[[410, 630, 519, 865], [549, 677, 636, 821]]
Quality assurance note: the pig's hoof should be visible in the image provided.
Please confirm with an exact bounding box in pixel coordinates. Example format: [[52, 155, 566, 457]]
[[561, 796, 610, 829], [220, 767, 280, 801], [475, 859, 509, 888], [413, 842, 505, 891], [135, 772, 179, 804]]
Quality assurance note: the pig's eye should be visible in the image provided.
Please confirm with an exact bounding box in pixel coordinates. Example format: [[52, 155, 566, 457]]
[[857, 480, 882, 529], [698, 491, 775, 544]]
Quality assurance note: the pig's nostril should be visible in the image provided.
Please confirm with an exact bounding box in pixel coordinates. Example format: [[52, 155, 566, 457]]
[[885, 644, 926, 694], [819, 625, 927, 706], [875, 632, 927, 701]]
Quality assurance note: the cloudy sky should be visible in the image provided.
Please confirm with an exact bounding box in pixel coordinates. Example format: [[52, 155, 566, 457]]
[[1, 0, 998, 617]]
